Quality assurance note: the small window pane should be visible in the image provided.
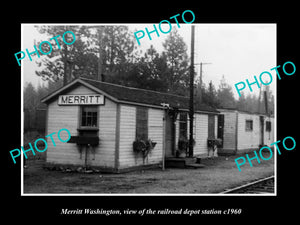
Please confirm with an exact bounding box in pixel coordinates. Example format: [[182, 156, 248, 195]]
[[245, 120, 253, 131], [81, 106, 98, 127]]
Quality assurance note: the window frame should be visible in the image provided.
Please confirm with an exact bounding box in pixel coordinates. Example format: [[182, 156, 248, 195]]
[[79, 105, 99, 129], [245, 119, 253, 131], [135, 106, 148, 141]]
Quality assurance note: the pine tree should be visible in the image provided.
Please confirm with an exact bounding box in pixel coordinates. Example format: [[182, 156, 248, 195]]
[[217, 75, 236, 108], [35, 25, 136, 86], [125, 45, 169, 92], [206, 81, 219, 107], [35, 25, 97, 84], [100, 26, 136, 84], [162, 28, 190, 95], [236, 92, 247, 111]]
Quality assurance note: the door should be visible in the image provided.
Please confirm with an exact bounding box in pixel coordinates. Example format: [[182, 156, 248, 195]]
[[259, 116, 264, 147], [165, 112, 175, 157], [208, 114, 215, 139], [217, 114, 224, 147]]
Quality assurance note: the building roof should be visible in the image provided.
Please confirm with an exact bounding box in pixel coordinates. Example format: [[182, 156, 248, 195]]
[[41, 77, 219, 113], [218, 107, 274, 117]]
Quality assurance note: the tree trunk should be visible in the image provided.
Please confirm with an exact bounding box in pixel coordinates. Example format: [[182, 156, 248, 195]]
[[63, 45, 68, 86]]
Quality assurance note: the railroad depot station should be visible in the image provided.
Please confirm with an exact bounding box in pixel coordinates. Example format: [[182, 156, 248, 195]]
[[41, 77, 274, 173]]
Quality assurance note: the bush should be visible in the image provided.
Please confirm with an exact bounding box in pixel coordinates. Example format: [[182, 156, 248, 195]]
[[133, 139, 157, 158], [207, 138, 222, 148]]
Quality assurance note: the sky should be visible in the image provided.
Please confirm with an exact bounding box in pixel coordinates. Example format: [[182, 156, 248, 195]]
[[22, 23, 276, 99]]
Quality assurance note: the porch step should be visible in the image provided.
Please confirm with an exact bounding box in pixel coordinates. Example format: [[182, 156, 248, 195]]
[[185, 163, 205, 169], [165, 157, 205, 169]]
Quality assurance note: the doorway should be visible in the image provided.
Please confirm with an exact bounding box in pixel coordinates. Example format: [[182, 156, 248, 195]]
[[259, 116, 264, 147], [217, 114, 224, 148], [165, 111, 176, 158]]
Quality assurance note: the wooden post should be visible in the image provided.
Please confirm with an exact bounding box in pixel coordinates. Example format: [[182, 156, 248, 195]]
[[63, 26, 69, 86], [162, 111, 166, 170], [97, 27, 103, 81], [199, 62, 202, 103], [161, 103, 170, 170], [63, 45, 68, 86], [189, 25, 195, 157]]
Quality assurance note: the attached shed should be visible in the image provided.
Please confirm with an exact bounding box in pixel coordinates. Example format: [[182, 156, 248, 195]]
[[41, 77, 219, 172], [217, 108, 275, 155]]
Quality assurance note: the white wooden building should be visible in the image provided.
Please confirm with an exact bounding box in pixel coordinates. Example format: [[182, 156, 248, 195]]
[[217, 108, 275, 155], [41, 77, 219, 172]]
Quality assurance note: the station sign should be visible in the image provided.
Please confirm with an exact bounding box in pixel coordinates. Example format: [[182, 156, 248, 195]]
[[58, 95, 104, 105]]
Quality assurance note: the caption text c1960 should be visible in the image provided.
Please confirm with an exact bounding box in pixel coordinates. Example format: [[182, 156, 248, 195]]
[[61, 208, 242, 216]]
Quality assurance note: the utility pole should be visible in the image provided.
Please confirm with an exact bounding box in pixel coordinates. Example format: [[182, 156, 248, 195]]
[[63, 26, 69, 86], [195, 62, 212, 102], [258, 84, 269, 114], [189, 25, 195, 157], [264, 90, 268, 115], [88, 26, 104, 81], [258, 87, 262, 113], [97, 27, 103, 81], [63, 41, 69, 85]]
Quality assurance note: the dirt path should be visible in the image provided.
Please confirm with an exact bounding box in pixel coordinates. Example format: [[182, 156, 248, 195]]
[[24, 152, 274, 194]]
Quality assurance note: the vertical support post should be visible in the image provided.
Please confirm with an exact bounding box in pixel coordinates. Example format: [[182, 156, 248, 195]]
[[63, 44, 68, 85], [85, 145, 88, 169], [63, 26, 69, 86], [97, 27, 103, 81], [199, 62, 203, 103], [235, 111, 239, 154], [189, 25, 195, 157], [162, 110, 166, 170]]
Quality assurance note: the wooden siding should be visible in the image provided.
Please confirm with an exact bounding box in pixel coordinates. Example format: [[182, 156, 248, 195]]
[[219, 109, 275, 153], [237, 113, 260, 150], [118, 105, 137, 168], [221, 111, 237, 151], [194, 114, 208, 155], [46, 85, 116, 168], [147, 108, 164, 164], [214, 116, 218, 139], [118, 106, 164, 168], [93, 97, 117, 167], [175, 117, 179, 150], [46, 101, 80, 164], [173, 113, 215, 156]]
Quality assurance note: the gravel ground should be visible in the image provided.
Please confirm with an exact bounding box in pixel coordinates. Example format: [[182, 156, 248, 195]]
[[23, 151, 274, 194]]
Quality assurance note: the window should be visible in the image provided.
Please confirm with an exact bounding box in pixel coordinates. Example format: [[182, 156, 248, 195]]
[[245, 120, 253, 131], [81, 106, 98, 127], [179, 112, 188, 139], [208, 114, 215, 139], [266, 121, 271, 132], [136, 107, 148, 140]]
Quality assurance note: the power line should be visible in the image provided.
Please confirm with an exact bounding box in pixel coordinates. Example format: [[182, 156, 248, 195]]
[[195, 62, 212, 102]]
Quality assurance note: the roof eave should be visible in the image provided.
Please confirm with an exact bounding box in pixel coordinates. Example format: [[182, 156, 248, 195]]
[[41, 78, 119, 104]]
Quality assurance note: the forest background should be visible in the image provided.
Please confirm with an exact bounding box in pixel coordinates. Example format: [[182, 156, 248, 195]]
[[23, 25, 275, 132]]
